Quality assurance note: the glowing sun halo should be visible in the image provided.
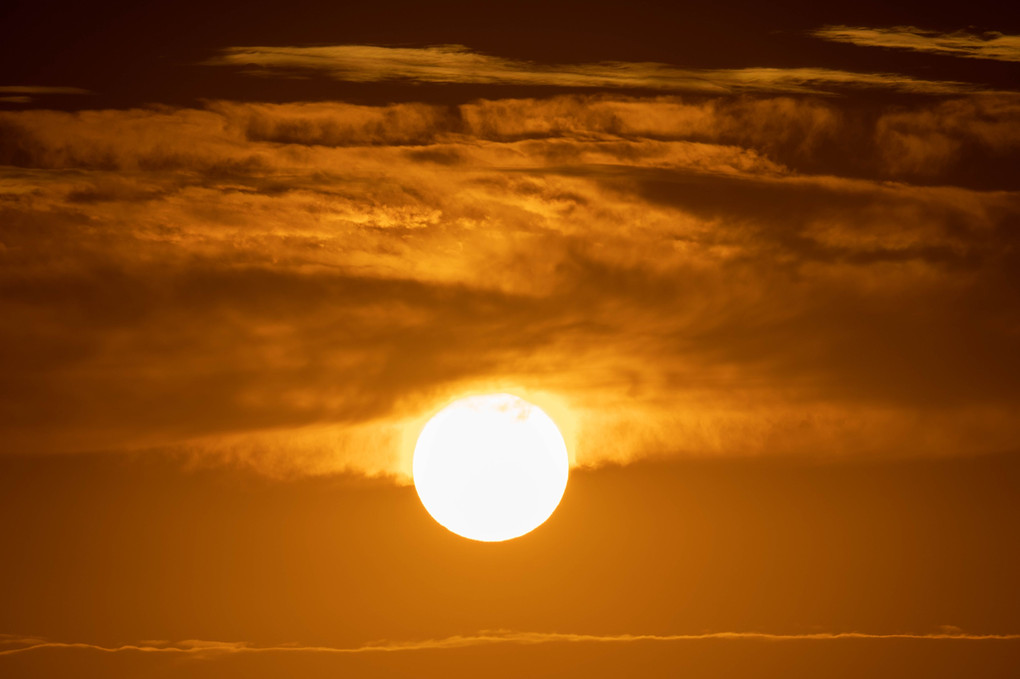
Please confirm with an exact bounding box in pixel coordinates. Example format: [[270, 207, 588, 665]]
[[412, 394, 569, 542]]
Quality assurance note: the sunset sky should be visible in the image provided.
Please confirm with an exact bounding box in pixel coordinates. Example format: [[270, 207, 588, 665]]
[[1, 0, 1019, 676]]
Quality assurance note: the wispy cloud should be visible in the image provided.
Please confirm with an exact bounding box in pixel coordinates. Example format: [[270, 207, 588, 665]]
[[813, 26, 1020, 63], [3, 629, 1018, 657], [0, 85, 91, 104], [206, 44, 986, 95], [0, 86, 92, 95]]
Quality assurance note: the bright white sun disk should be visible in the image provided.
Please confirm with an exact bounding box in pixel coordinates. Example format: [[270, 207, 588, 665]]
[[412, 394, 569, 542]]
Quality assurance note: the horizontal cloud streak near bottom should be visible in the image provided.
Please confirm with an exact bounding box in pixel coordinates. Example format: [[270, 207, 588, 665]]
[[3, 630, 1019, 658]]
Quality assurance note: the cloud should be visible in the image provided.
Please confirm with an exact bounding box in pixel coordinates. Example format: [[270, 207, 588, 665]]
[[1, 95, 1018, 477], [873, 96, 1020, 176], [205, 44, 990, 95], [813, 26, 1020, 63], [3, 629, 1018, 658], [0, 86, 92, 95], [0, 85, 93, 105]]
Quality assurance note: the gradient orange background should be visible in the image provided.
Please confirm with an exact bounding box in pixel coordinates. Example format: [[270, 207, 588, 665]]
[[1, 1, 1018, 676]]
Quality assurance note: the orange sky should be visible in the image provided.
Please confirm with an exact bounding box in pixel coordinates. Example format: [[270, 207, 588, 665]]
[[1, 1, 1019, 676]]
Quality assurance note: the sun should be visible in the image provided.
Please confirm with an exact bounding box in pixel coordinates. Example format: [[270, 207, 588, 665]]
[[412, 393, 569, 542]]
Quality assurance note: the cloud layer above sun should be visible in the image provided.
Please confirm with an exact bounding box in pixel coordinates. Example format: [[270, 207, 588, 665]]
[[3, 90, 1018, 479]]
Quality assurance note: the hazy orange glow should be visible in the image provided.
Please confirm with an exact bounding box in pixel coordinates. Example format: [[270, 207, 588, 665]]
[[1, 1, 1019, 677]]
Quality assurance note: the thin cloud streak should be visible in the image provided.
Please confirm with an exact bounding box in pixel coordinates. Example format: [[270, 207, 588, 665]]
[[813, 26, 1020, 63], [0, 86, 92, 95], [0, 86, 92, 105], [206, 44, 987, 95], [3, 630, 1019, 657]]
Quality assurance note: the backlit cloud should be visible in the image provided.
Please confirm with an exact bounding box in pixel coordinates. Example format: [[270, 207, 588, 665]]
[[3, 629, 1018, 658], [813, 26, 1020, 63], [1, 94, 1018, 479], [206, 44, 989, 95]]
